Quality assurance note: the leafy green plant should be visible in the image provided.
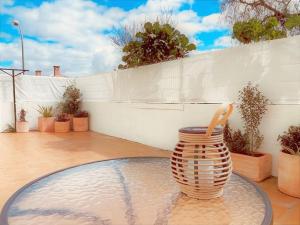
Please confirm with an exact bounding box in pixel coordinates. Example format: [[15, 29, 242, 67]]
[[59, 84, 81, 114], [233, 17, 286, 44], [238, 82, 269, 153], [119, 21, 196, 69], [285, 15, 300, 34], [222, 1, 299, 42], [37, 106, 53, 117], [74, 110, 89, 118], [277, 126, 300, 156], [18, 109, 27, 122]]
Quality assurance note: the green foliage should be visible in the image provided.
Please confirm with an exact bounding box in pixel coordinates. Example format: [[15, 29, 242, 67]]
[[238, 83, 269, 153], [233, 19, 263, 43], [37, 105, 53, 117], [285, 15, 300, 30], [59, 84, 81, 114], [278, 125, 300, 156], [119, 22, 196, 69], [263, 17, 287, 40], [233, 17, 286, 44]]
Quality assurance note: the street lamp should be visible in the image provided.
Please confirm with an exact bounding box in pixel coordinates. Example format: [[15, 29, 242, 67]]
[[12, 19, 25, 73]]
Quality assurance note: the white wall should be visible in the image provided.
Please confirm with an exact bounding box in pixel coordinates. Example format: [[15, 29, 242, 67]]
[[79, 36, 300, 177], [83, 102, 300, 176]]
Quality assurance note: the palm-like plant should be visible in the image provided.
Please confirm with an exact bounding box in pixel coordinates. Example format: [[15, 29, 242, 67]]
[[37, 106, 53, 117]]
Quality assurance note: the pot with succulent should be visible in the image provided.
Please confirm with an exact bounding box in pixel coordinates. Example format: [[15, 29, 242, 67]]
[[37, 105, 55, 132], [224, 83, 272, 182], [54, 113, 70, 133], [277, 125, 300, 198], [73, 111, 89, 132], [58, 84, 81, 130], [16, 109, 29, 132]]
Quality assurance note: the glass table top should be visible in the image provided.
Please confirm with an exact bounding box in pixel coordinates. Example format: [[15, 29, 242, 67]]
[[0, 157, 272, 225]]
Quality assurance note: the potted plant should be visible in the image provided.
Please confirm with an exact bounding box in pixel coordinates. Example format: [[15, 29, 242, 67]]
[[277, 125, 300, 198], [73, 111, 89, 132], [16, 109, 29, 132], [37, 105, 55, 132], [224, 83, 272, 182], [58, 84, 81, 130], [54, 113, 70, 133]]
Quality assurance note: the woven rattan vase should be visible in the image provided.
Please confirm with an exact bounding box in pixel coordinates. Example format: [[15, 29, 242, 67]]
[[171, 104, 233, 199]]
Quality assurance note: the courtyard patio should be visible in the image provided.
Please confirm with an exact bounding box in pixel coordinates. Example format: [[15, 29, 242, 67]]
[[1, 1, 300, 223], [0, 132, 299, 225]]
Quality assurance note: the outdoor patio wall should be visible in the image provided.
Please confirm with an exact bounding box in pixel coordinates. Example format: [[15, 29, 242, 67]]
[[1, 36, 299, 176], [79, 36, 300, 177]]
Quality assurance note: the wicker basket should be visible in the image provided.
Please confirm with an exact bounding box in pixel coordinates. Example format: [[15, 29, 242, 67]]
[[171, 104, 233, 199]]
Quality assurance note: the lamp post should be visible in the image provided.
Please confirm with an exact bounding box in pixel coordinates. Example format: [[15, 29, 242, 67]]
[[12, 20, 25, 73]]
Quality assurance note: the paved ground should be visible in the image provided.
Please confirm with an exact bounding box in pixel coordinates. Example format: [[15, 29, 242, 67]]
[[0, 131, 299, 224]]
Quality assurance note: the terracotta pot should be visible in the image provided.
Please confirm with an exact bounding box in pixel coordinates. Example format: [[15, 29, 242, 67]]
[[278, 150, 300, 198], [16, 121, 29, 132], [68, 114, 74, 130], [73, 117, 89, 132], [38, 117, 55, 132], [54, 121, 70, 133], [231, 152, 272, 182]]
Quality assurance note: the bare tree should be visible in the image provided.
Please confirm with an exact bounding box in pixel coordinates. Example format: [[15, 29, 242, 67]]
[[110, 22, 142, 47], [222, 0, 300, 26]]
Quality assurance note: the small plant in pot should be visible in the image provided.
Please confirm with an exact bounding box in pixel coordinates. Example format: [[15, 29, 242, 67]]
[[277, 125, 300, 198], [37, 106, 55, 132], [73, 111, 89, 132], [54, 113, 70, 133], [16, 109, 29, 132], [224, 82, 272, 182], [58, 84, 81, 130]]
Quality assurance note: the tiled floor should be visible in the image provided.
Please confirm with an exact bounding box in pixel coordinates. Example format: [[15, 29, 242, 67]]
[[0, 132, 299, 224]]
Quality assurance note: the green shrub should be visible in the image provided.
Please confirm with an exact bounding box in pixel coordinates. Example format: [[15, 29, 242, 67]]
[[233, 17, 286, 44], [119, 21, 196, 69]]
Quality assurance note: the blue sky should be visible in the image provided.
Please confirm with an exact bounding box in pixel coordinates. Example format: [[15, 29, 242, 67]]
[[0, 0, 233, 76]]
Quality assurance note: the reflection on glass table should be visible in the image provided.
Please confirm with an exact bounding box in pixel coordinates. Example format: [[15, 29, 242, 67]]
[[0, 157, 272, 225]]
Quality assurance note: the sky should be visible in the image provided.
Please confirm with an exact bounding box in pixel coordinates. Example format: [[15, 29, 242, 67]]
[[0, 0, 234, 76]]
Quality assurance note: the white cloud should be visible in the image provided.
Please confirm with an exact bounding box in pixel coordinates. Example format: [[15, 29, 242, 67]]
[[0, 0, 229, 76], [213, 35, 237, 48]]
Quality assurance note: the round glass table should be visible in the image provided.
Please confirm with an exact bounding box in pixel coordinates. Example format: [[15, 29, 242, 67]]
[[0, 157, 272, 225]]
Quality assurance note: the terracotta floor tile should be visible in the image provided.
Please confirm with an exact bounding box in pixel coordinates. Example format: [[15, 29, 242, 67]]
[[0, 131, 299, 225], [275, 204, 300, 225]]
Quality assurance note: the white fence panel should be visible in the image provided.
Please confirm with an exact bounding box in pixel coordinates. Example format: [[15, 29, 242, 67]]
[[76, 73, 114, 102], [113, 60, 182, 103], [15, 75, 75, 102], [181, 36, 300, 103]]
